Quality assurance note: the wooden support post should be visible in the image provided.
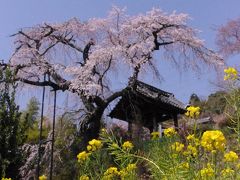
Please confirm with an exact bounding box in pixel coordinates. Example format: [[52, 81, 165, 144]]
[[153, 115, 158, 132], [37, 74, 46, 178], [50, 90, 57, 180], [158, 123, 162, 138], [173, 114, 178, 130], [131, 105, 143, 140]]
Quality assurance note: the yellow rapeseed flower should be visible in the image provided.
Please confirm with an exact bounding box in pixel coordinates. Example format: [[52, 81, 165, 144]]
[[224, 151, 238, 162], [185, 106, 200, 118], [151, 131, 160, 140], [163, 127, 177, 137], [77, 151, 91, 163], [179, 162, 189, 169], [201, 130, 226, 151], [187, 134, 200, 146], [1, 178, 12, 180], [122, 141, 134, 151], [119, 169, 128, 178], [103, 167, 120, 179], [211, 150, 217, 154], [120, 163, 137, 178], [171, 142, 184, 152], [79, 175, 90, 180], [126, 163, 137, 172], [101, 128, 107, 133], [200, 163, 214, 178], [111, 143, 119, 149], [187, 134, 195, 141], [183, 145, 198, 157], [221, 168, 234, 177], [224, 67, 238, 81], [39, 175, 47, 180], [87, 145, 94, 151], [87, 139, 103, 152]]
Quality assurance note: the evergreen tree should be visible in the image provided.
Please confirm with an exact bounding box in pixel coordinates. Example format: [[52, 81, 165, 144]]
[[21, 97, 40, 129], [0, 68, 25, 179], [189, 93, 201, 106], [204, 91, 227, 115]]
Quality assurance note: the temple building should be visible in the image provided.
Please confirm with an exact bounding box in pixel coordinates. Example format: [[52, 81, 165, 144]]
[[109, 80, 186, 136]]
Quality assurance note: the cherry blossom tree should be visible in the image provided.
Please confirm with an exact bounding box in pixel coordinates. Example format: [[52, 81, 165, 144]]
[[1, 7, 223, 143], [216, 18, 240, 57]]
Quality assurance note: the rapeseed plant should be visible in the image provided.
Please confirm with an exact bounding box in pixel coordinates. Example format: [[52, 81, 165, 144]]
[[102, 167, 120, 179], [221, 168, 235, 178], [163, 127, 177, 137], [79, 175, 90, 180], [87, 139, 103, 152], [200, 163, 214, 178], [201, 130, 226, 151], [224, 67, 238, 81], [151, 131, 160, 140], [224, 151, 238, 162], [171, 142, 184, 153], [122, 141, 134, 151], [185, 106, 200, 118], [77, 151, 91, 163], [38, 175, 47, 180]]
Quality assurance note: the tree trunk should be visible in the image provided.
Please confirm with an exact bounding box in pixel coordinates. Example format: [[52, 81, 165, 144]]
[[80, 107, 105, 146], [131, 105, 144, 141]]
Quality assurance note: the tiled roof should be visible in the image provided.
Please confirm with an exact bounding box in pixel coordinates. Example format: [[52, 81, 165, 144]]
[[135, 80, 186, 111], [109, 80, 186, 122]]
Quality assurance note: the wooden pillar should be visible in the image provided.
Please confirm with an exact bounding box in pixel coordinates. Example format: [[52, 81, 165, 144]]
[[158, 123, 163, 138], [149, 125, 154, 133], [153, 115, 158, 132], [173, 114, 178, 130], [131, 105, 143, 140]]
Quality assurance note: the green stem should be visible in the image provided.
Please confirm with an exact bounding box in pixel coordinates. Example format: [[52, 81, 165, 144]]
[[193, 119, 197, 135], [130, 154, 165, 175], [115, 146, 165, 175]]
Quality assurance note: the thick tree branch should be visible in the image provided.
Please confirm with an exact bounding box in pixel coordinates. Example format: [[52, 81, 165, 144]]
[[51, 34, 83, 52], [15, 77, 70, 91], [39, 41, 59, 56], [152, 31, 174, 50], [105, 89, 127, 104], [82, 39, 95, 66]]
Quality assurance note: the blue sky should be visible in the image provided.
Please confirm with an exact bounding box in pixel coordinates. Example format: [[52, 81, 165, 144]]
[[1, 0, 240, 105]]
